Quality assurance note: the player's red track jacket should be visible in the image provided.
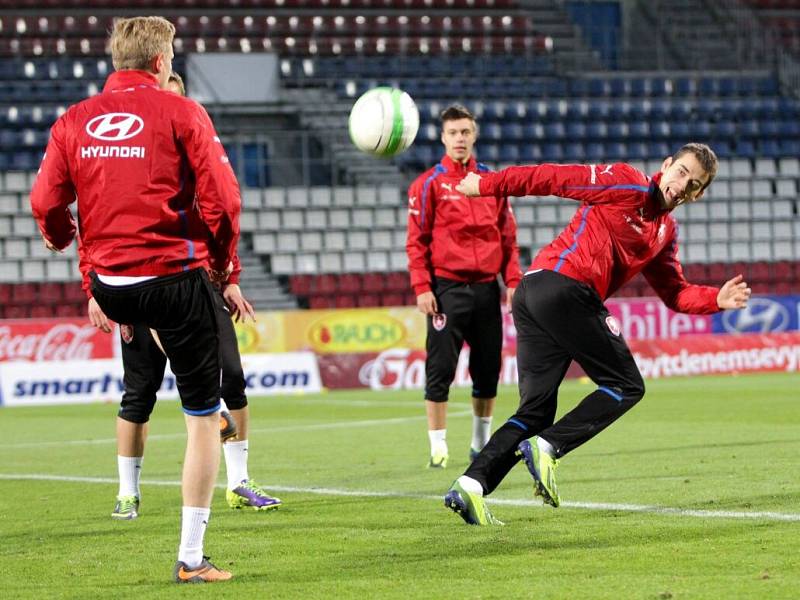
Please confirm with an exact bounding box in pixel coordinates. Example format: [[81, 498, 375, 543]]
[[407, 154, 522, 296], [30, 70, 240, 277], [478, 162, 720, 314]]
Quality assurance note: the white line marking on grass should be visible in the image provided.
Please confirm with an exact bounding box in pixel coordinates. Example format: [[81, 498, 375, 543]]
[[1, 473, 798, 523], [0, 410, 474, 450]]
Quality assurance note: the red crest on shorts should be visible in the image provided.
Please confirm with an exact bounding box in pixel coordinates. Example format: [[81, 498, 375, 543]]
[[432, 313, 447, 331], [120, 324, 134, 344], [605, 315, 621, 337]]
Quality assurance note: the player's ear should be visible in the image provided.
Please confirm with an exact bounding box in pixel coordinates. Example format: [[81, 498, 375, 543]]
[[660, 156, 672, 173]]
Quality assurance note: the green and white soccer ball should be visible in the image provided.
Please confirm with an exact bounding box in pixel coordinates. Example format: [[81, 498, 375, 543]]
[[348, 87, 419, 157]]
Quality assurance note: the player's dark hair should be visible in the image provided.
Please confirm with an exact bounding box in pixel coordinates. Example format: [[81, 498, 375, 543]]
[[672, 143, 718, 190], [440, 104, 475, 125]]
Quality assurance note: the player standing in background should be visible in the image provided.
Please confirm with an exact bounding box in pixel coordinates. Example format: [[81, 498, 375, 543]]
[[406, 104, 522, 469], [31, 17, 238, 582], [443, 143, 752, 525], [84, 72, 281, 523]]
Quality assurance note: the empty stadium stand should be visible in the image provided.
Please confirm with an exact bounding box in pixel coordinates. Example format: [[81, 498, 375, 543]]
[[0, 0, 796, 313]]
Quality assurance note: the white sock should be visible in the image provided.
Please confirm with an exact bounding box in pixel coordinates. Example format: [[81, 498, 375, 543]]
[[117, 455, 143, 498], [471, 415, 493, 451], [457, 475, 484, 496], [178, 506, 211, 568], [428, 429, 447, 456], [537, 436, 555, 456], [223, 440, 249, 490]]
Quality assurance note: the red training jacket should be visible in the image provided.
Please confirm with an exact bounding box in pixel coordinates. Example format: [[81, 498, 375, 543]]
[[478, 162, 720, 314], [30, 70, 240, 277], [407, 154, 522, 296]]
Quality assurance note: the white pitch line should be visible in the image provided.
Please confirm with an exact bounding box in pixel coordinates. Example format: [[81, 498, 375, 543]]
[[1, 473, 798, 523], [0, 410, 474, 450]]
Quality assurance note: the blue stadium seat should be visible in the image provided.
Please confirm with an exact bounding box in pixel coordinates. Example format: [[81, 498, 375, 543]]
[[670, 121, 691, 139], [568, 78, 591, 96], [607, 121, 627, 139], [739, 120, 760, 138], [779, 139, 800, 155], [671, 100, 693, 121], [628, 121, 650, 139], [675, 77, 697, 96], [647, 142, 670, 158], [717, 77, 738, 97], [711, 140, 733, 158], [627, 142, 648, 160], [585, 121, 608, 139], [589, 79, 611, 97], [566, 100, 589, 121], [699, 77, 719, 96], [757, 77, 779, 97], [607, 100, 631, 121], [586, 99, 610, 121], [779, 119, 800, 137], [498, 144, 520, 163], [565, 122, 587, 139], [650, 121, 670, 139], [609, 78, 630, 97], [759, 139, 781, 158], [544, 122, 566, 140], [522, 123, 547, 141], [606, 141, 628, 160], [761, 120, 781, 138], [629, 77, 649, 97], [563, 142, 585, 161], [714, 121, 737, 138], [735, 140, 756, 157], [483, 122, 503, 141], [501, 123, 524, 141], [483, 101, 506, 121], [585, 142, 605, 161], [541, 143, 564, 162], [519, 143, 542, 162]]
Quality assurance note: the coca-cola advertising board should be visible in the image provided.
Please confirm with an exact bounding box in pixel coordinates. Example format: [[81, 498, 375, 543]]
[[0, 319, 118, 362]]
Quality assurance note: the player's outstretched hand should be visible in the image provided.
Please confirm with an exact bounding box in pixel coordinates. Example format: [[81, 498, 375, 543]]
[[224, 283, 256, 323], [717, 274, 751, 310], [41, 232, 62, 253], [87, 297, 112, 333], [416, 291, 438, 316], [456, 172, 482, 197]]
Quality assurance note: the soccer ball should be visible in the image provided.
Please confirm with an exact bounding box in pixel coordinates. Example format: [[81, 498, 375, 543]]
[[348, 87, 419, 157]]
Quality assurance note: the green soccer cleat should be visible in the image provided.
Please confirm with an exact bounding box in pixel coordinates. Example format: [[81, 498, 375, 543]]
[[111, 495, 140, 520], [226, 479, 281, 511], [517, 438, 561, 508], [427, 452, 448, 469], [443, 480, 503, 526]]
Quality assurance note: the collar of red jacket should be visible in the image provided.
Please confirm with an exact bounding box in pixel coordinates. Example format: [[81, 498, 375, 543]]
[[645, 170, 668, 216], [103, 70, 160, 93], [440, 154, 477, 174]]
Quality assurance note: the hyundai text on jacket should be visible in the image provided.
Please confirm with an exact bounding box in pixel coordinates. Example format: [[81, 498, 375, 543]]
[[30, 70, 240, 277]]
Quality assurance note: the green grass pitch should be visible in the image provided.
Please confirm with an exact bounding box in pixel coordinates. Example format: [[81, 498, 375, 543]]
[[0, 373, 798, 598]]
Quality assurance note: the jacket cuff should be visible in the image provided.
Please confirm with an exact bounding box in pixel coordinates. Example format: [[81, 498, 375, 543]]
[[478, 172, 498, 196], [413, 283, 431, 296]]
